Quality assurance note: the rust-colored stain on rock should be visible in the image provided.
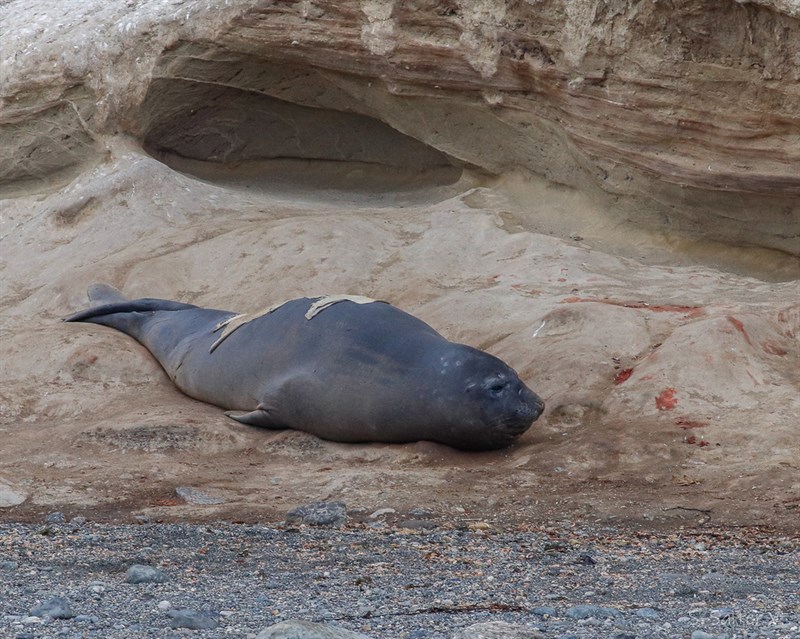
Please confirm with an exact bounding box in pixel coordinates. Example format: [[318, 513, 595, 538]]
[[561, 297, 705, 318], [675, 417, 708, 429], [614, 368, 634, 384], [726, 315, 753, 346], [656, 388, 678, 410]]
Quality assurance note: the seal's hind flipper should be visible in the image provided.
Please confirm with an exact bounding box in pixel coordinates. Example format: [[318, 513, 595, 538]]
[[225, 409, 287, 430], [87, 283, 129, 305], [63, 298, 199, 323], [64, 283, 200, 323]]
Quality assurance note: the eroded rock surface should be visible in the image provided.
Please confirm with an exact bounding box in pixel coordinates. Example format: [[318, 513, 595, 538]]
[[4, 0, 800, 253], [0, 0, 798, 528]]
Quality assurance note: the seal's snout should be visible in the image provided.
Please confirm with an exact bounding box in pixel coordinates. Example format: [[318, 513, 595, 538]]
[[521, 387, 545, 421]]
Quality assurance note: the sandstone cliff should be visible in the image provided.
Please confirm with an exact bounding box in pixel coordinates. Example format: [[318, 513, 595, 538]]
[[3, 0, 800, 254]]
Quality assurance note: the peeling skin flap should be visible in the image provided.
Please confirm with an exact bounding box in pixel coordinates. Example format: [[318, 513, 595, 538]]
[[304, 294, 379, 319], [209, 295, 381, 352], [210, 300, 287, 352]]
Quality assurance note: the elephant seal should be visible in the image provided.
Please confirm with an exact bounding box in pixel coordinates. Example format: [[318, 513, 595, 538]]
[[64, 284, 544, 450]]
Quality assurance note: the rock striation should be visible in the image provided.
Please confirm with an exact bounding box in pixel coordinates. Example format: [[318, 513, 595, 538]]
[[2, 0, 800, 253]]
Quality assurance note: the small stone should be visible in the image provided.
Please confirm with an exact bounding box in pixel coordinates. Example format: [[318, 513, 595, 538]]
[[531, 607, 556, 617], [576, 553, 596, 565], [285, 501, 347, 527], [675, 583, 699, 597], [691, 632, 717, 639], [368, 508, 396, 518], [566, 605, 623, 620], [636, 607, 660, 620], [44, 512, 65, 524], [256, 619, 374, 638], [396, 519, 438, 530], [30, 596, 75, 619], [125, 564, 167, 584], [157, 600, 172, 611], [167, 609, 219, 630], [0, 560, 18, 570], [452, 621, 545, 638], [0, 482, 27, 507], [69, 516, 87, 527], [711, 607, 733, 620]]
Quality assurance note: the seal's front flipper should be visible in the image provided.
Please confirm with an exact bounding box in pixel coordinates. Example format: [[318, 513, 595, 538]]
[[224, 409, 286, 430]]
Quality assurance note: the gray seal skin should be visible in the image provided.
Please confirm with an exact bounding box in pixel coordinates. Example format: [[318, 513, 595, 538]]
[[64, 284, 544, 450]]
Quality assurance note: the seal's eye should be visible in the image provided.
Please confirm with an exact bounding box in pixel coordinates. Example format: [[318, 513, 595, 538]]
[[488, 380, 508, 396]]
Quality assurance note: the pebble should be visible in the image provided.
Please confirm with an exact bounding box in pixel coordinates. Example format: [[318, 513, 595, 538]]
[[167, 608, 220, 630], [285, 501, 347, 527], [710, 607, 733, 620], [125, 564, 167, 584], [256, 619, 373, 638], [635, 607, 660, 620], [369, 508, 396, 519], [44, 512, 66, 524], [575, 553, 596, 566], [396, 519, 438, 530], [0, 483, 27, 507], [175, 486, 226, 505], [452, 621, 545, 638], [565, 605, 623, 620], [29, 596, 75, 619]]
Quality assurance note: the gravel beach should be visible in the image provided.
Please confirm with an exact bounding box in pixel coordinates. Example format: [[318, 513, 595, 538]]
[[1, 515, 797, 639]]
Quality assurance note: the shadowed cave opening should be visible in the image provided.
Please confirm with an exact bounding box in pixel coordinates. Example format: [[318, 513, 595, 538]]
[[138, 78, 463, 194]]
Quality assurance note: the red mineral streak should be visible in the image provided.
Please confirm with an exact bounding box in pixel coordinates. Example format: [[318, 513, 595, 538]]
[[675, 417, 708, 429], [656, 388, 678, 410], [761, 340, 788, 356], [726, 315, 753, 346], [561, 297, 704, 317], [511, 284, 543, 295], [614, 368, 634, 384]]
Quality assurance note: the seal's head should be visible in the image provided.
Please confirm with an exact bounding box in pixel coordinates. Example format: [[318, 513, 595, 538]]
[[433, 345, 545, 450]]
